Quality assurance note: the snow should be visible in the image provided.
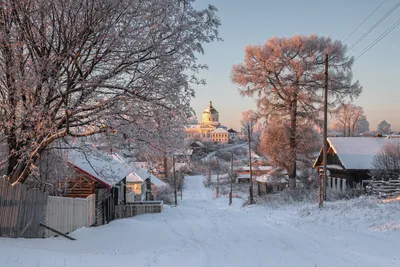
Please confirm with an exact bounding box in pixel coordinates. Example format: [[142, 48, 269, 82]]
[[256, 174, 288, 183], [326, 164, 344, 170], [239, 165, 273, 171], [211, 128, 228, 133], [327, 137, 400, 170], [1, 175, 400, 267]]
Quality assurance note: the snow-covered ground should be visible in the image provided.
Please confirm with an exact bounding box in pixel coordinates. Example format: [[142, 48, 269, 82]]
[[1, 175, 400, 267]]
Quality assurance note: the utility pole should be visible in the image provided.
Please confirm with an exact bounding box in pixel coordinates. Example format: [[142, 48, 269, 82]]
[[247, 124, 255, 204], [229, 153, 233, 206], [216, 157, 219, 198], [320, 53, 329, 208], [173, 155, 177, 206]]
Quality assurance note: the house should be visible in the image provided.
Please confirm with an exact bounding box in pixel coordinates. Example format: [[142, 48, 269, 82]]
[[257, 175, 288, 194], [313, 137, 400, 191], [236, 165, 273, 180], [189, 141, 206, 155], [125, 164, 166, 201], [112, 154, 166, 201], [227, 128, 239, 142], [66, 147, 131, 225], [211, 128, 229, 143]]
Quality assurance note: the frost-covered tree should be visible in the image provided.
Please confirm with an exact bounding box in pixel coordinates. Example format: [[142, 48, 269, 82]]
[[258, 116, 320, 175], [377, 120, 391, 134], [231, 35, 361, 187], [371, 142, 400, 180], [330, 103, 369, 136], [0, 0, 220, 184]]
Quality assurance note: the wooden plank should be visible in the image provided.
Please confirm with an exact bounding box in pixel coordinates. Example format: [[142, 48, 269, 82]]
[[39, 223, 76, 240]]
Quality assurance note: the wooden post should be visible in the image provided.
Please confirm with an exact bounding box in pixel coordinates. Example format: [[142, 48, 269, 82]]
[[248, 124, 255, 204], [216, 157, 219, 198], [229, 153, 233, 205], [320, 53, 329, 208], [173, 156, 177, 206]]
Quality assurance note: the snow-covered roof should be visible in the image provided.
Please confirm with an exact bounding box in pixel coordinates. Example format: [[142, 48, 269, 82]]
[[238, 165, 273, 171], [113, 156, 166, 187], [256, 175, 288, 184], [129, 165, 166, 187], [67, 147, 131, 187], [211, 128, 228, 134], [191, 141, 205, 148], [325, 137, 400, 170], [326, 164, 344, 170]]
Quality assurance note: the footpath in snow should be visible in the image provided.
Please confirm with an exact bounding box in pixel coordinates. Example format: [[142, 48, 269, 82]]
[[1, 175, 399, 267]]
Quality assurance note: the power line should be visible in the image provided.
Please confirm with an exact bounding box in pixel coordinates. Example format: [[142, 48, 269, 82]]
[[343, 0, 386, 42], [355, 19, 400, 60], [348, 1, 400, 51]]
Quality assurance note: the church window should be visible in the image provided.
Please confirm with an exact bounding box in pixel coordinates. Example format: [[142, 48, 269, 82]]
[[209, 118, 211, 121]]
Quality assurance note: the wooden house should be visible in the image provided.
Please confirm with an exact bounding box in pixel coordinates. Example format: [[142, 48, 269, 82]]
[[236, 165, 273, 183], [67, 147, 132, 226], [313, 137, 400, 191], [256, 175, 288, 195], [189, 141, 206, 156]]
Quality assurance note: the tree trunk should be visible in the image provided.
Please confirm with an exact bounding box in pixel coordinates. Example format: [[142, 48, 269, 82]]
[[288, 94, 297, 188]]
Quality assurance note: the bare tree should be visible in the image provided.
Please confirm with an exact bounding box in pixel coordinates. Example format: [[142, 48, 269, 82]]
[[371, 142, 400, 180], [231, 35, 361, 187], [0, 0, 220, 184], [330, 103, 369, 137]]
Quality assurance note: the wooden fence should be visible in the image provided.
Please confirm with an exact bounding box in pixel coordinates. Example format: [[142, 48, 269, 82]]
[[44, 194, 95, 237], [0, 176, 48, 238], [368, 179, 400, 198], [115, 201, 163, 219]]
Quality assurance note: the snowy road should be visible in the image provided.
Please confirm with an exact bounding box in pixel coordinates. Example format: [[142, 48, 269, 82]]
[[1, 175, 400, 267]]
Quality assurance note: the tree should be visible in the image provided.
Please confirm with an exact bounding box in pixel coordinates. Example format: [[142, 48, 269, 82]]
[[240, 110, 258, 134], [371, 142, 400, 180], [0, 0, 220, 184], [330, 103, 369, 136], [258, 116, 320, 175], [377, 120, 391, 134], [231, 35, 361, 187]]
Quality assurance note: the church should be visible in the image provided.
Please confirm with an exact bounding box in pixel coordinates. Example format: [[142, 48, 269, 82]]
[[185, 101, 239, 143]]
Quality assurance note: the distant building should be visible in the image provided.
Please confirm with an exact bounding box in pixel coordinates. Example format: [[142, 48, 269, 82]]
[[228, 128, 239, 141], [184, 101, 238, 143]]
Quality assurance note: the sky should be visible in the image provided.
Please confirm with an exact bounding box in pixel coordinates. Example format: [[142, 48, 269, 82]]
[[190, 0, 400, 131]]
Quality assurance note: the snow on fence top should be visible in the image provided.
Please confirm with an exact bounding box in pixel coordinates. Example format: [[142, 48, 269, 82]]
[[327, 137, 400, 170]]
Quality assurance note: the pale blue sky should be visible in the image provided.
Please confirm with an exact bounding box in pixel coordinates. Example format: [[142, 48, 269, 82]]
[[191, 0, 400, 131]]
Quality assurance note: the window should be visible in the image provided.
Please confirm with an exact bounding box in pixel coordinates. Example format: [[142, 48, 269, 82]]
[[209, 118, 211, 121]]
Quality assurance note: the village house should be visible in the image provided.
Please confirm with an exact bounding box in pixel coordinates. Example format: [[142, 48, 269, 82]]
[[188, 141, 207, 156], [227, 128, 239, 142], [67, 147, 131, 225], [313, 137, 400, 192], [125, 164, 166, 201], [236, 165, 273, 183], [256, 175, 288, 194]]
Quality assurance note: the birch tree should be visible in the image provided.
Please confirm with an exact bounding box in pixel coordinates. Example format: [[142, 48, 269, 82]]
[[231, 35, 361, 187], [0, 0, 220, 184]]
